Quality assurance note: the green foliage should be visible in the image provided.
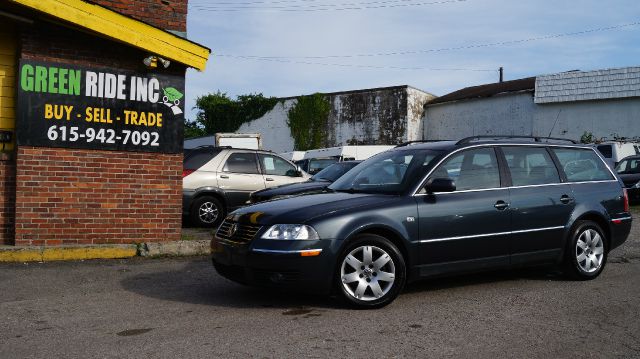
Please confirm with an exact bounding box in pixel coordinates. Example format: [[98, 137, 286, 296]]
[[187, 91, 279, 138], [287, 93, 330, 151], [580, 131, 595, 144], [184, 119, 206, 139]]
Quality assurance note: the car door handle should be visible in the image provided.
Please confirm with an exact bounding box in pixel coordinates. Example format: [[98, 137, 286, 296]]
[[560, 195, 573, 204], [494, 200, 509, 210], [220, 175, 229, 179], [265, 178, 274, 182]]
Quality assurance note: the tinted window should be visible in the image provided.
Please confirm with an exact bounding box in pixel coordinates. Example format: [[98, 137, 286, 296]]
[[183, 147, 222, 171], [616, 158, 640, 174], [502, 147, 560, 186], [308, 158, 339, 174], [430, 148, 500, 191], [223, 152, 259, 174], [259, 154, 297, 176], [312, 162, 360, 182], [330, 149, 441, 194], [553, 148, 614, 182], [597, 145, 613, 158]]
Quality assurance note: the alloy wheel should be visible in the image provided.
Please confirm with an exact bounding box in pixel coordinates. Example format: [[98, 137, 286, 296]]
[[576, 228, 604, 273], [340, 245, 396, 301], [198, 202, 219, 224]]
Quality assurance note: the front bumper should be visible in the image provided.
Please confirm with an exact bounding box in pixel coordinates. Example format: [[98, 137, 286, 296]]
[[626, 187, 640, 204], [211, 234, 340, 295]]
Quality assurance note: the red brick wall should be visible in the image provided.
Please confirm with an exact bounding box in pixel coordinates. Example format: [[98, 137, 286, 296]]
[[14, 147, 181, 246], [8, 17, 187, 247], [0, 159, 16, 245], [88, 0, 188, 32]]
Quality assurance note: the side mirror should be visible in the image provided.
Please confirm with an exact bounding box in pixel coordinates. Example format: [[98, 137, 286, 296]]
[[425, 178, 456, 194]]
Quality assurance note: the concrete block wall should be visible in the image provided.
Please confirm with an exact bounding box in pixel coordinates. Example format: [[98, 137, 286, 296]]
[[238, 86, 435, 153]]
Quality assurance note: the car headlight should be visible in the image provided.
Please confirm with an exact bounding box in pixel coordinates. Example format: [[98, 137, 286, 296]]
[[261, 224, 320, 240], [633, 181, 640, 189]]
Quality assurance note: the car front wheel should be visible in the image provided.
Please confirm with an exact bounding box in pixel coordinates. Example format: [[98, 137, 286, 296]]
[[564, 220, 608, 280], [337, 234, 406, 309]]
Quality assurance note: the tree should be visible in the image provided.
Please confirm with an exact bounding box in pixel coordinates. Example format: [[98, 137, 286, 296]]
[[185, 91, 278, 138]]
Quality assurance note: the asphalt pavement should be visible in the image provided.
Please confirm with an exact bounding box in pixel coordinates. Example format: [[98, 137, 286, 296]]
[[2, 211, 640, 358]]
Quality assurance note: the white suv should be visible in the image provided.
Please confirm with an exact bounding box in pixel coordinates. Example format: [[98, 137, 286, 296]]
[[183, 146, 310, 227]]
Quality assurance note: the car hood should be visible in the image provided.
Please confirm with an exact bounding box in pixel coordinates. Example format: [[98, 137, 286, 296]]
[[229, 192, 398, 225], [252, 180, 330, 197]]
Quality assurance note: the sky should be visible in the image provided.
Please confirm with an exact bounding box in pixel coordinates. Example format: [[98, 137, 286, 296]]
[[183, 0, 640, 120]]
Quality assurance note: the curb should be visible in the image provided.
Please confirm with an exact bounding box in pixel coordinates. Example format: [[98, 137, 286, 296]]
[[139, 240, 210, 257], [0, 244, 138, 263]]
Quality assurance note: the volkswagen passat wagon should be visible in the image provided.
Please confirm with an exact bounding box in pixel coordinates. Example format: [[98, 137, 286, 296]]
[[211, 136, 632, 308]]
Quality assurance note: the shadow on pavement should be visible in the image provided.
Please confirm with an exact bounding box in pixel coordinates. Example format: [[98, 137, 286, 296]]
[[120, 257, 340, 309], [121, 257, 566, 309]]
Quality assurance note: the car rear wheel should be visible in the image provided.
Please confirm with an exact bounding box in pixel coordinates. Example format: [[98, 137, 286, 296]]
[[564, 220, 608, 280], [337, 234, 406, 309], [190, 196, 224, 228]]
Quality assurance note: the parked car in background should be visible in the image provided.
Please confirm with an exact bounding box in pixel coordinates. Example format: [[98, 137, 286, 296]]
[[212, 136, 631, 308], [183, 146, 310, 227], [248, 161, 362, 203], [296, 145, 394, 174], [595, 141, 640, 168], [615, 155, 640, 203]]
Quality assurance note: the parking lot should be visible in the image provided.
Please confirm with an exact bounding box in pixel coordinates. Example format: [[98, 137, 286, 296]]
[[1, 209, 640, 358]]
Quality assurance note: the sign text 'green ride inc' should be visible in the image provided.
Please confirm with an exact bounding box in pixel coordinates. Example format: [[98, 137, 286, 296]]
[[17, 60, 185, 153]]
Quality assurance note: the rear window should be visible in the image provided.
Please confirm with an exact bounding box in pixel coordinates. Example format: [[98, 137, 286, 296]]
[[553, 148, 614, 182], [223, 152, 260, 174], [502, 147, 560, 186], [183, 147, 223, 171], [596, 145, 613, 158]]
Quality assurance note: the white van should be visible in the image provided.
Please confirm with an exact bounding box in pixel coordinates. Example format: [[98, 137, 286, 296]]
[[595, 141, 640, 168]]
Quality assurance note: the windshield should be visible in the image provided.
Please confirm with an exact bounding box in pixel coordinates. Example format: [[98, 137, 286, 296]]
[[616, 158, 640, 174], [329, 149, 442, 195], [311, 162, 360, 182], [307, 158, 339, 174]]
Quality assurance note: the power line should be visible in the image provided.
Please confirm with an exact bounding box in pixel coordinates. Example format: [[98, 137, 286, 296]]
[[216, 55, 496, 72], [215, 20, 640, 59], [188, 0, 467, 12]]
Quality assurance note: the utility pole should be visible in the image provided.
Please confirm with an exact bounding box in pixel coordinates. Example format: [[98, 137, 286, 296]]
[[499, 67, 504, 83]]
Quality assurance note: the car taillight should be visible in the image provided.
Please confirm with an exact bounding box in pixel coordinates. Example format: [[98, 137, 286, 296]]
[[182, 169, 195, 178], [623, 188, 630, 212]]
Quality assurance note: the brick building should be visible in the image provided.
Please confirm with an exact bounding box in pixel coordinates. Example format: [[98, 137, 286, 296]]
[[0, 0, 210, 246]]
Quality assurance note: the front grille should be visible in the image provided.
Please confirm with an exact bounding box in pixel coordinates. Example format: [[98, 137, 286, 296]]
[[216, 220, 262, 244]]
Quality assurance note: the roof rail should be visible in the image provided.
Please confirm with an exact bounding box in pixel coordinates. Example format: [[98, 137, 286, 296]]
[[395, 140, 452, 148], [455, 135, 577, 145]]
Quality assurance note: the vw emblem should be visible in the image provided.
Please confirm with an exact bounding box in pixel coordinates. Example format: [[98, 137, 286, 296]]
[[228, 223, 238, 237]]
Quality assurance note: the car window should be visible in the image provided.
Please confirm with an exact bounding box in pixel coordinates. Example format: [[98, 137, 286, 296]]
[[183, 147, 222, 171], [429, 147, 500, 191], [330, 149, 441, 195], [597, 145, 613, 159], [308, 158, 339, 174], [259, 154, 297, 176], [502, 147, 560, 186], [223, 152, 259, 174], [312, 162, 359, 182], [616, 158, 640, 174], [553, 148, 614, 182]]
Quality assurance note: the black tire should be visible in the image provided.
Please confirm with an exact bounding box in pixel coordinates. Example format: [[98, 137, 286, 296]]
[[336, 234, 406, 309], [564, 220, 608, 280], [190, 196, 224, 228]]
